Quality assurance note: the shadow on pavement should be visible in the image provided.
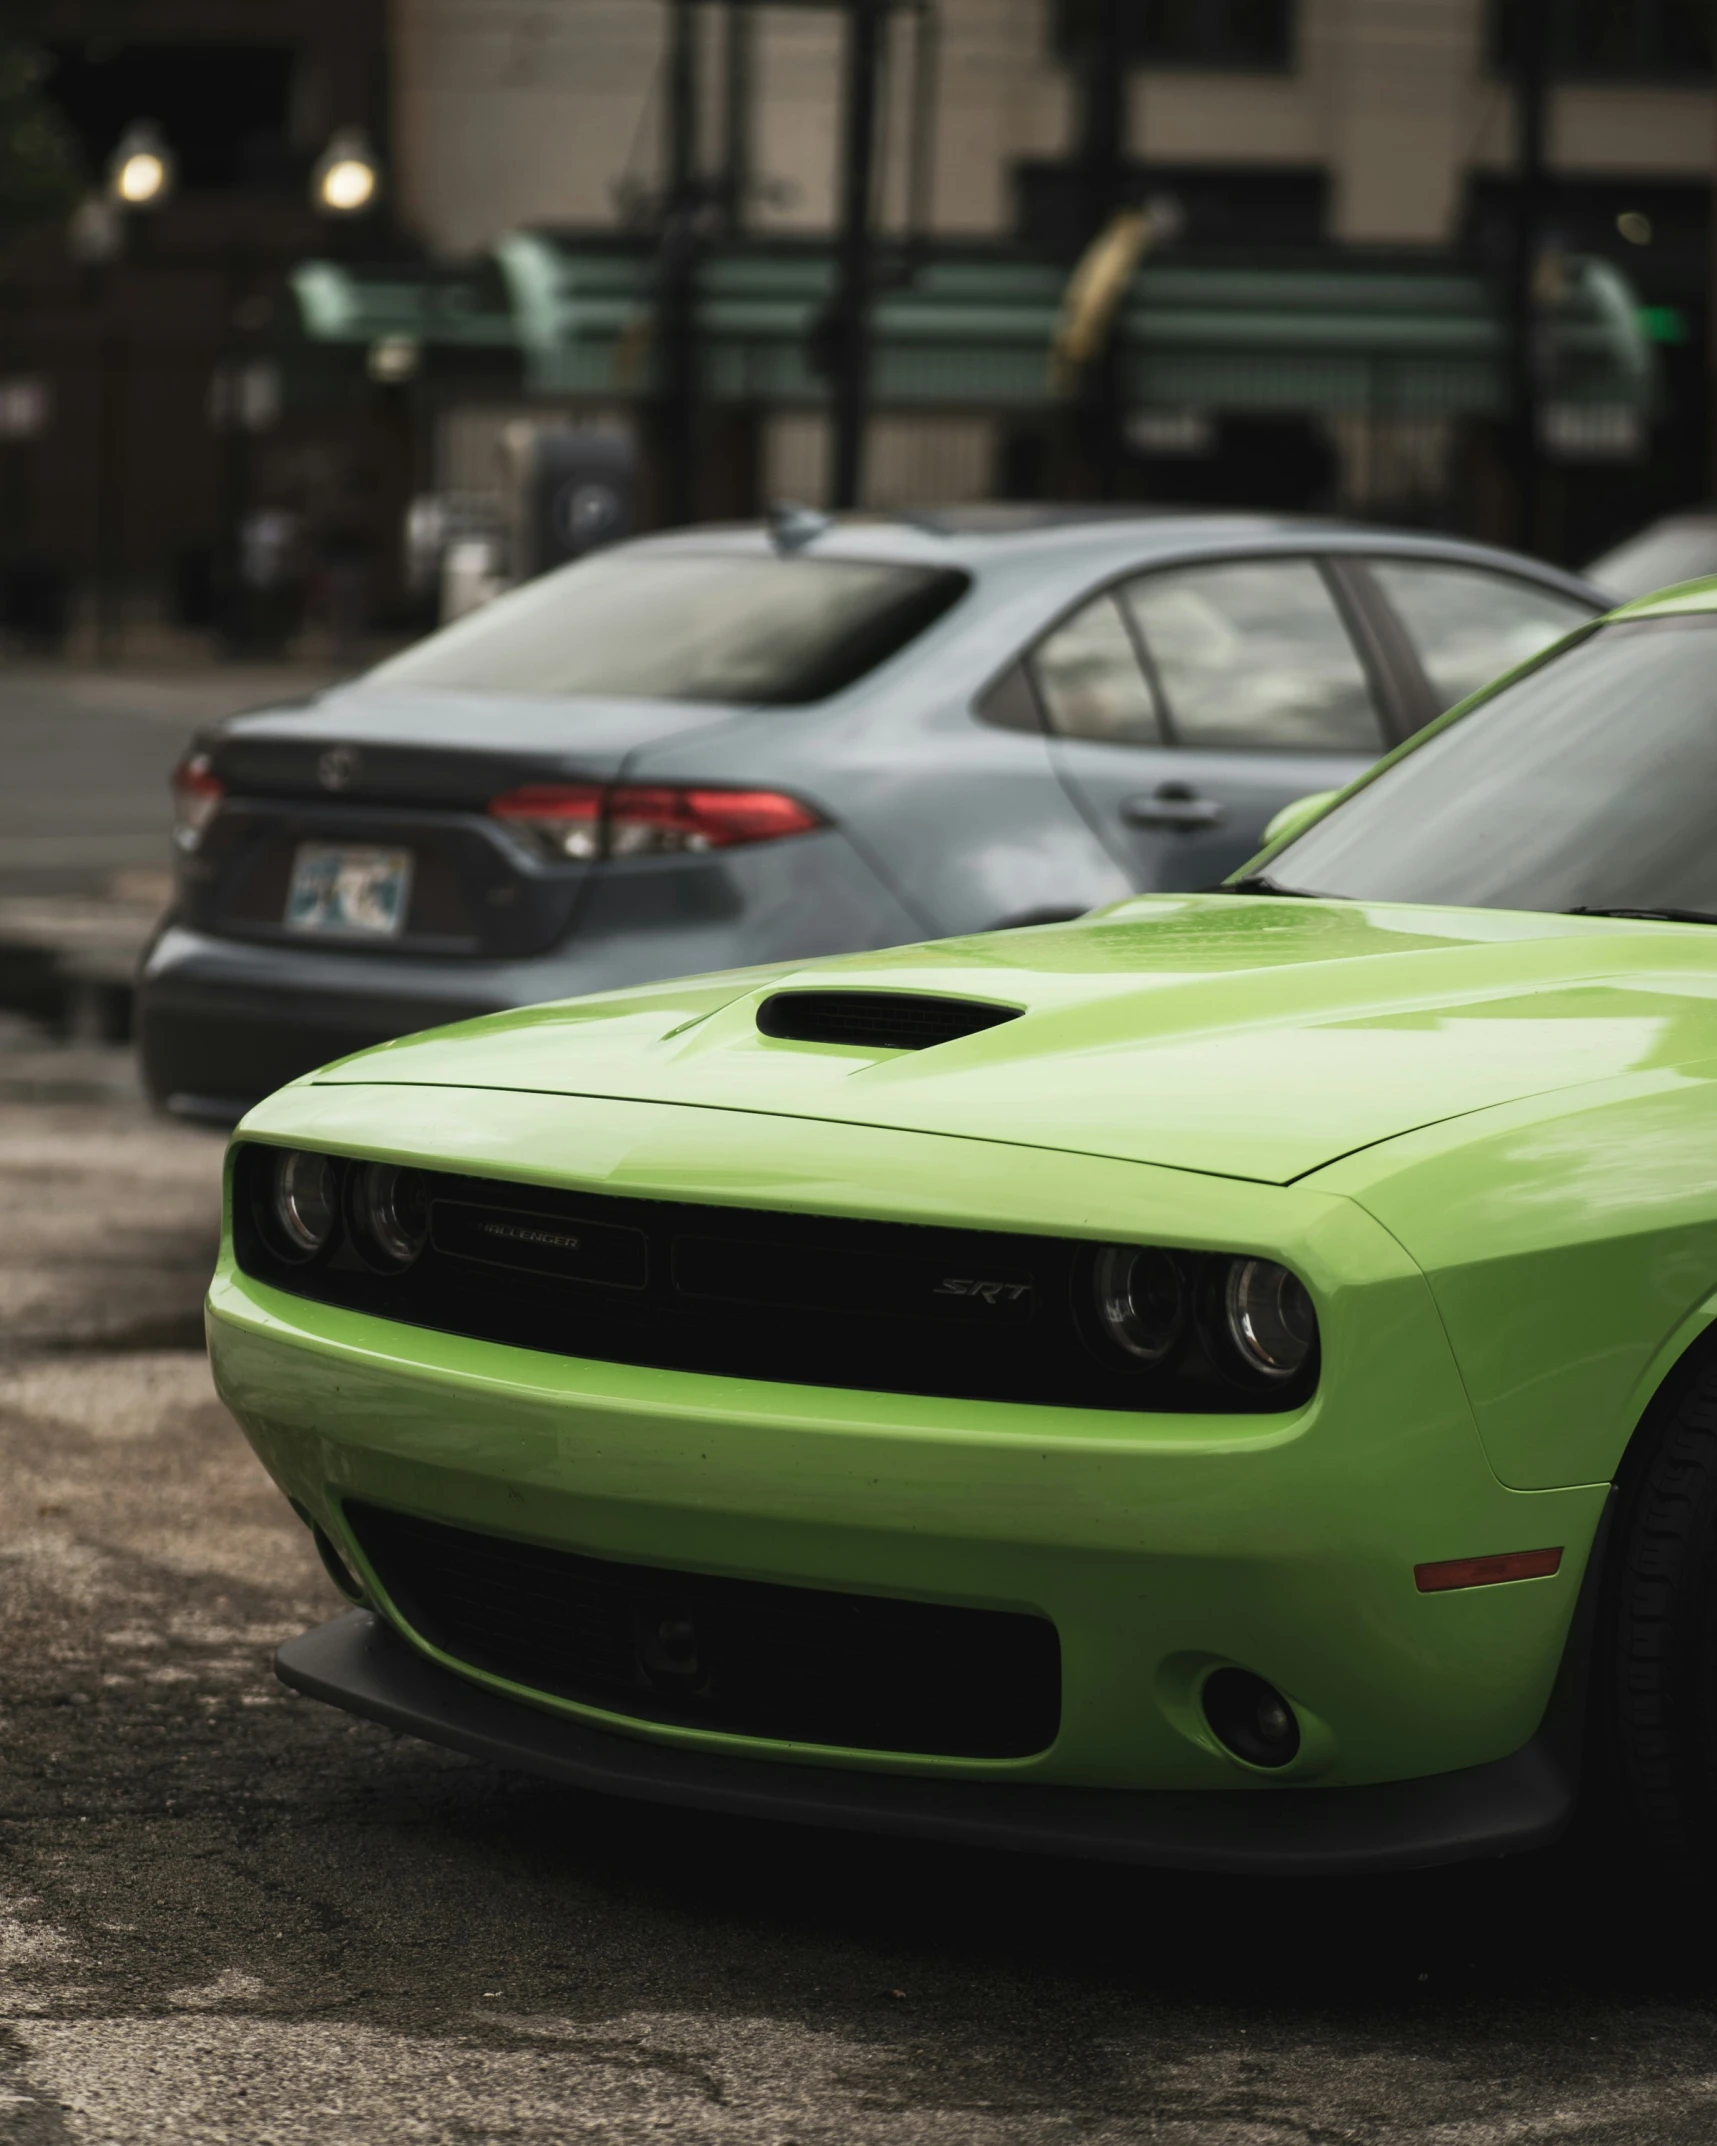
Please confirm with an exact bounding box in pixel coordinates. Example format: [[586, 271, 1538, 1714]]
[[0, 1342, 1704, 2144]]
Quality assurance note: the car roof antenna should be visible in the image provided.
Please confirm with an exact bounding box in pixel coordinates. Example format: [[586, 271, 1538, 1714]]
[[767, 500, 833, 554]]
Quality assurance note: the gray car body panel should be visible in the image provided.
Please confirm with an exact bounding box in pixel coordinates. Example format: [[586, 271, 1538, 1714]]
[[138, 512, 1604, 1114], [219, 684, 764, 774]]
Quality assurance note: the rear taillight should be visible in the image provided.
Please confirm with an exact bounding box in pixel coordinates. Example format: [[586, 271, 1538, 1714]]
[[487, 783, 605, 861], [488, 783, 822, 862], [170, 751, 224, 849], [608, 786, 823, 856]]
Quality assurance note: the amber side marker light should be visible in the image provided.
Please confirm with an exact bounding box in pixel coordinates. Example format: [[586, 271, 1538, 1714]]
[[1415, 1547, 1563, 1593]]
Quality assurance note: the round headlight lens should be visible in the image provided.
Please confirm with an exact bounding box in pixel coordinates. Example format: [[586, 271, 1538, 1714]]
[[273, 1149, 338, 1258], [355, 1163, 430, 1268], [1223, 1258, 1317, 1380], [1093, 1245, 1186, 1364]]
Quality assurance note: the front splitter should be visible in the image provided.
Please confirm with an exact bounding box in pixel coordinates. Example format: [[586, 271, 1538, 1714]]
[[276, 1610, 1576, 1875]]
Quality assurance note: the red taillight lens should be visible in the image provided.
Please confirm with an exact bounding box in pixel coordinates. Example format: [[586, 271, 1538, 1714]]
[[1414, 1547, 1562, 1593], [170, 751, 223, 848], [487, 783, 605, 861], [489, 783, 821, 861], [608, 786, 823, 856]]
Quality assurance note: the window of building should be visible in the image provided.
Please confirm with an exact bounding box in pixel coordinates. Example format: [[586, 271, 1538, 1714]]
[[1015, 162, 1327, 251], [1053, 0, 1294, 71], [44, 44, 300, 190], [1490, 0, 1713, 80]]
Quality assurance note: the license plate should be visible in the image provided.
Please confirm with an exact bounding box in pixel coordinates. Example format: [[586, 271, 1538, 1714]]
[[285, 844, 414, 938]]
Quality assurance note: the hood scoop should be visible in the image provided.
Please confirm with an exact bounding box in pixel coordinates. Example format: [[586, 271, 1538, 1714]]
[[756, 990, 1022, 1053]]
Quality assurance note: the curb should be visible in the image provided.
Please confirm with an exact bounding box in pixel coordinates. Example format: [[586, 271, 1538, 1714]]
[[0, 897, 161, 1042]]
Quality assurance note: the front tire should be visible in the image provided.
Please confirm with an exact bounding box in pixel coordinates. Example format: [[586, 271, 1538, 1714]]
[[1603, 1344, 1717, 1868]]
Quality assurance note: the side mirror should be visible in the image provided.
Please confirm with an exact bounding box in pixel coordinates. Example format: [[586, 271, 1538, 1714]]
[[1261, 790, 1339, 849]]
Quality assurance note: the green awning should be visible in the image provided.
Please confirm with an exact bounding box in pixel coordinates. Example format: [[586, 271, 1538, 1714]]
[[286, 260, 519, 351], [495, 236, 1655, 419], [289, 239, 1656, 422]]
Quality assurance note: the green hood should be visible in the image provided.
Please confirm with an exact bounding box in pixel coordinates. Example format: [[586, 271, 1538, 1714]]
[[312, 894, 1717, 1185]]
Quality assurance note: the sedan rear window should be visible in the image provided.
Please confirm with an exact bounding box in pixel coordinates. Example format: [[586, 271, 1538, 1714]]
[[367, 552, 970, 705]]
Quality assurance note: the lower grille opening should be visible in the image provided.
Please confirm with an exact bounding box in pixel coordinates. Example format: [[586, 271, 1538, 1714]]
[[348, 1503, 1061, 1760]]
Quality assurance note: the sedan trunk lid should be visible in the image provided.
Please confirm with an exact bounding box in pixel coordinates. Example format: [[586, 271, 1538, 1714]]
[[209, 682, 755, 800], [187, 684, 763, 962]]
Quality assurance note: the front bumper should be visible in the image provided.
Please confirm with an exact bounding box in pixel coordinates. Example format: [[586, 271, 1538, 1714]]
[[279, 1608, 1580, 1873], [211, 1080, 1612, 1831]]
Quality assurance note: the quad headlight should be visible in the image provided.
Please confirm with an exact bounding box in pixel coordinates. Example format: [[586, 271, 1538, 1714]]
[[1092, 1246, 1187, 1363], [351, 1162, 431, 1270], [1088, 1244, 1319, 1390], [1221, 1257, 1318, 1382], [271, 1149, 339, 1259], [257, 1149, 431, 1271]]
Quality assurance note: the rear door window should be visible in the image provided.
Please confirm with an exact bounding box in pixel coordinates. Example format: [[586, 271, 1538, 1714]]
[[1027, 594, 1162, 745], [1121, 559, 1387, 752], [1368, 559, 1592, 711]]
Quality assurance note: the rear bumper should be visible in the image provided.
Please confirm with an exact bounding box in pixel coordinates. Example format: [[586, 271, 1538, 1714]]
[[138, 810, 924, 1120], [278, 1608, 1578, 1874], [137, 924, 504, 1121], [140, 985, 491, 1124]]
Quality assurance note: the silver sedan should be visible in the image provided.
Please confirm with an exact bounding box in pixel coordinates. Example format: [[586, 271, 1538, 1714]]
[[139, 507, 1601, 1121]]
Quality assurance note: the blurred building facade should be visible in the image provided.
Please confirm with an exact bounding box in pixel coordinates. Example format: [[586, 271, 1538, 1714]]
[[0, 0, 1712, 651], [391, 2, 1713, 250], [0, 0, 395, 652]]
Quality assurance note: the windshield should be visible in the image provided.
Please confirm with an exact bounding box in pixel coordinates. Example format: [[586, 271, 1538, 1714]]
[[367, 551, 969, 705], [1268, 616, 1717, 916]]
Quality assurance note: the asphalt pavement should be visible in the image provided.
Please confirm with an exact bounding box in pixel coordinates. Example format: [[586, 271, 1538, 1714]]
[[0, 662, 340, 1040], [4, 669, 1717, 2142], [0, 664, 341, 898]]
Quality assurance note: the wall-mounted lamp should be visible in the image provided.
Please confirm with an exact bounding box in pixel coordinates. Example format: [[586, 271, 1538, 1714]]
[[109, 120, 174, 209], [313, 129, 382, 217]]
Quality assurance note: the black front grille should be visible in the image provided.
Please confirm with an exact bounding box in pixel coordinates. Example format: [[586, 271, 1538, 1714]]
[[232, 1149, 1313, 1413], [348, 1503, 1061, 1758], [756, 990, 1021, 1051]]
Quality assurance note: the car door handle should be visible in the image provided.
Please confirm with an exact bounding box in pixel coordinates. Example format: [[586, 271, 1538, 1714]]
[[1122, 785, 1226, 832]]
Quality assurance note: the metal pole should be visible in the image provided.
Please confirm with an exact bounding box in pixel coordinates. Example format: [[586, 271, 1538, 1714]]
[[216, 245, 245, 652], [831, 0, 884, 511], [905, 0, 940, 258], [1078, 0, 1127, 244], [1509, 0, 1552, 552], [1709, 21, 1717, 497], [659, 0, 700, 525], [723, 1, 753, 231], [1076, 0, 1132, 497], [667, 0, 696, 208], [93, 267, 120, 663]]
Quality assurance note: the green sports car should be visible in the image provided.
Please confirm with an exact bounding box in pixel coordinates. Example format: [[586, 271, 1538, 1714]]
[[213, 576, 1717, 1873]]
